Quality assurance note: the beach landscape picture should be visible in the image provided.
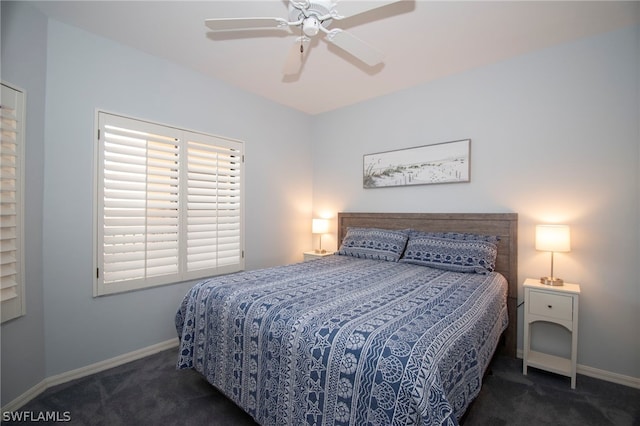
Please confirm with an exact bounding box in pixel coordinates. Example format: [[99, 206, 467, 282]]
[[363, 139, 470, 188]]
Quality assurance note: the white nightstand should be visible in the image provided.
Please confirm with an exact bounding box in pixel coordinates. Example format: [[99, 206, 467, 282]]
[[522, 278, 580, 388], [303, 251, 333, 261]]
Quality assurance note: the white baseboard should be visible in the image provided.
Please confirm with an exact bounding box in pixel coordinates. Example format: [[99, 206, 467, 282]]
[[45, 338, 179, 388], [516, 349, 640, 389], [1, 338, 179, 413], [1, 381, 48, 414], [576, 363, 640, 389]]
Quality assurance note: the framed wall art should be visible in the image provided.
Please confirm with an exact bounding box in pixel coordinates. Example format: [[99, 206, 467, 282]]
[[363, 139, 470, 188]]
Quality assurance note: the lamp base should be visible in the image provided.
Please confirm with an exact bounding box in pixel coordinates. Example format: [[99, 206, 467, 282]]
[[314, 249, 327, 254], [540, 276, 564, 286]]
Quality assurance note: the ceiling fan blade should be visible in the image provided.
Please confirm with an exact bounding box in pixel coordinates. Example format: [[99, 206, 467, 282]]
[[325, 29, 384, 66], [333, 0, 404, 19], [205, 17, 291, 32], [283, 36, 311, 75]]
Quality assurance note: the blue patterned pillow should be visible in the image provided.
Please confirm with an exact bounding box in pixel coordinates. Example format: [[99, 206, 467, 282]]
[[337, 227, 408, 262], [407, 230, 500, 243], [399, 234, 498, 274]]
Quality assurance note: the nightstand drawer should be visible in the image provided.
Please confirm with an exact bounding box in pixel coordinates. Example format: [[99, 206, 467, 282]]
[[529, 290, 573, 321]]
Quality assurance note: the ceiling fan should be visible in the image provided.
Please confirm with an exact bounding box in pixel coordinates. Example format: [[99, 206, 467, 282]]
[[205, 0, 403, 75]]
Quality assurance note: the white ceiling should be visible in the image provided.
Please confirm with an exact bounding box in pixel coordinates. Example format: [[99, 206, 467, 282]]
[[31, 1, 639, 115]]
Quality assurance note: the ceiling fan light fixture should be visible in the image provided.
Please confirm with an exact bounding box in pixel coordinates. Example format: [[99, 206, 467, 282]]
[[302, 16, 320, 36]]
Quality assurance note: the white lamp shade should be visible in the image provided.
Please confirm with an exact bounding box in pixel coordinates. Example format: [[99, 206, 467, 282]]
[[312, 218, 329, 234], [535, 225, 571, 252]]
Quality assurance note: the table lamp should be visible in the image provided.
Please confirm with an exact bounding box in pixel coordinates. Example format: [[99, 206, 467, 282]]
[[312, 218, 329, 253], [535, 224, 571, 286]]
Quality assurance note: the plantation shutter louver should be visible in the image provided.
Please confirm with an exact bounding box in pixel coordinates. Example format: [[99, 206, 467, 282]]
[[96, 112, 243, 295], [1, 83, 25, 322]]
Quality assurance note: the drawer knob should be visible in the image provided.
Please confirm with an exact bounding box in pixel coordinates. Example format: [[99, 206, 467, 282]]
[[547, 305, 553, 309]]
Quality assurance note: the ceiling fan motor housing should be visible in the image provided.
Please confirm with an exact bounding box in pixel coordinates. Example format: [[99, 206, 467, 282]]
[[302, 16, 320, 36], [289, 0, 334, 35]]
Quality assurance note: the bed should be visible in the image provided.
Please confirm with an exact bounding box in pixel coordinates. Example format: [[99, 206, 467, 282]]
[[176, 212, 518, 425]]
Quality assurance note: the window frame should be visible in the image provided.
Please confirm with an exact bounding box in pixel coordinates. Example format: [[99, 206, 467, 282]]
[[1, 82, 26, 323], [94, 111, 244, 296]]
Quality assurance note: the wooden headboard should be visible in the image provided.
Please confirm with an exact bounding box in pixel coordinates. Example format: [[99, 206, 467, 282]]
[[337, 212, 518, 357]]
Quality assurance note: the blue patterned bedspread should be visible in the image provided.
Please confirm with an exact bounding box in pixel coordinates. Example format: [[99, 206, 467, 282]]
[[176, 255, 508, 426]]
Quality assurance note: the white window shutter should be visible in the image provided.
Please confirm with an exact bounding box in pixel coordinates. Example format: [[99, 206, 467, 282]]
[[185, 134, 243, 279], [1, 83, 25, 322], [96, 112, 244, 295], [97, 114, 182, 293]]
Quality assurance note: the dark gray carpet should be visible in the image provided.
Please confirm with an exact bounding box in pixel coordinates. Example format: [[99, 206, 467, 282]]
[[7, 348, 639, 425]]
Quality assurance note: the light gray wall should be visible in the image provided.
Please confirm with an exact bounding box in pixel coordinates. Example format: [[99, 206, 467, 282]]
[[0, 2, 47, 407], [637, 19, 640, 379], [311, 25, 640, 379]]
